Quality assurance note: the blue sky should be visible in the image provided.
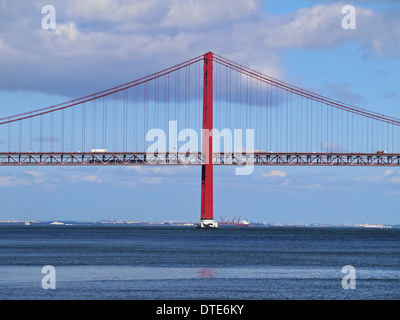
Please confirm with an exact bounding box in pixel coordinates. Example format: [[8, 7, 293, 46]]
[[0, 0, 400, 224]]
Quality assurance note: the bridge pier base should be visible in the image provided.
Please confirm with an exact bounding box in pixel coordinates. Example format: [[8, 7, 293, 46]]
[[196, 219, 218, 229]]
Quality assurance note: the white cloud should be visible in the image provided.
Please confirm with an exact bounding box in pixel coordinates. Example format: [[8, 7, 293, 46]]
[[0, 38, 20, 57], [321, 141, 344, 152], [355, 169, 400, 184], [280, 180, 290, 187], [69, 175, 104, 184], [384, 169, 394, 177], [0, 171, 48, 187], [262, 170, 287, 178], [0, 176, 30, 187], [26, 171, 47, 183], [121, 165, 196, 187], [66, 0, 162, 23], [83, 175, 104, 183], [322, 82, 364, 104], [302, 183, 323, 190], [0, 170, 107, 187], [256, 4, 377, 50], [162, 0, 260, 29], [126, 166, 192, 175], [0, 1, 398, 98], [139, 177, 163, 185], [54, 22, 78, 41]]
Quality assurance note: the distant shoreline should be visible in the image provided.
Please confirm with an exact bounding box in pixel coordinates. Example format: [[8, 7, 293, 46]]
[[0, 220, 398, 229]]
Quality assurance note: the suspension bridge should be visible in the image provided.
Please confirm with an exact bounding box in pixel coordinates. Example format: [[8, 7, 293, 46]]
[[1, 52, 400, 227]]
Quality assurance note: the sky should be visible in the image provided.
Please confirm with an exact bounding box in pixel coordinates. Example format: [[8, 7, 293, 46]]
[[0, 0, 400, 224]]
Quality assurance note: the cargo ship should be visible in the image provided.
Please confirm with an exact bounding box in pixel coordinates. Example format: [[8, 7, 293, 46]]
[[219, 214, 250, 227]]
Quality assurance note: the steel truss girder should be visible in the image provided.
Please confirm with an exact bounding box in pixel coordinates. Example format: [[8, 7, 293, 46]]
[[0, 152, 400, 166]]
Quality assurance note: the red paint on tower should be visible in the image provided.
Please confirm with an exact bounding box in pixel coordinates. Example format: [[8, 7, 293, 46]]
[[201, 52, 213, 220]]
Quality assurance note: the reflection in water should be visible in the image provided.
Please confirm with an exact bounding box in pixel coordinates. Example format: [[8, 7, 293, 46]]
[[198, 268, 217, 278]]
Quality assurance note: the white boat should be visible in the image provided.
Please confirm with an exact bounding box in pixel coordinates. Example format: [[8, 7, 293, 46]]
[[361, 223, 391, 229], [50, 221, 64, 225], [236, 219, 250, 226]]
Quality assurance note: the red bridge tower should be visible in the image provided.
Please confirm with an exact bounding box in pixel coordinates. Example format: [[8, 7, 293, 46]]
[[197, 52, 218, 228]]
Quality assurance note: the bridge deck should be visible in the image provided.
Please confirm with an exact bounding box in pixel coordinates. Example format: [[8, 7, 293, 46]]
[[1, 152, 399, 166]]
